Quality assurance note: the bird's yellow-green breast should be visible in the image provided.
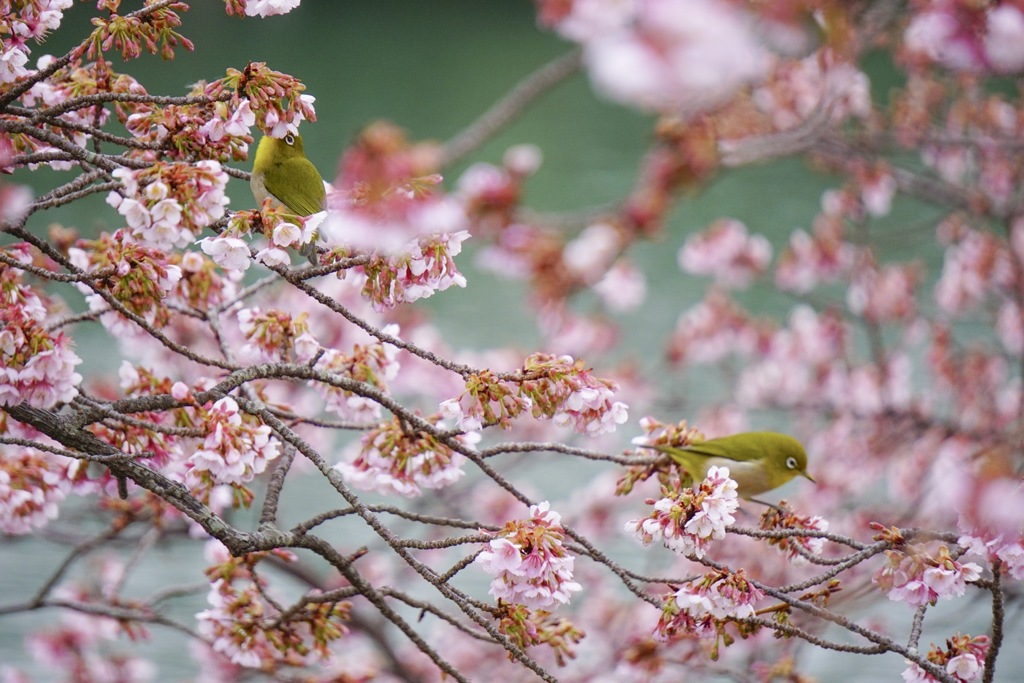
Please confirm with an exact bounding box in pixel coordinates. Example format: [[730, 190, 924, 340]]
[[250, 133, 325, 216], [651, 431, 814, 498]]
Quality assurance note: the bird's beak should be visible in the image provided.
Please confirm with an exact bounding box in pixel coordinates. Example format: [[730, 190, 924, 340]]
[[802, 471, 816, 483]]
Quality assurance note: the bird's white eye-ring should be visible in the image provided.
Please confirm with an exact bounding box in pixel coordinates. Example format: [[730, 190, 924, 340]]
[[786, 456, 798, 470], [284, 134, 296, 145]]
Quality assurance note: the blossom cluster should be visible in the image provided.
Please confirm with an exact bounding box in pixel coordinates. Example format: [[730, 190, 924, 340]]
[[0, 447, 70, 535], [68, 230, 183, 331], [86, 1, 193, 61], [0, 0, 72, 84], [666, 288, 766, 365], [198, 542, 350, 669], [123, 88, 253, 164], [519, 353, 629, 435], [495, 602, 584, 667], [247, 199, 324, 266], [14, 566, 157, 683], [655, 569, 764, 641], [336, 416, 466, 497], [439, 369, 533, 431], [677, 218, 772, 289], [311, 325, 400, 421], [205, 60, 316, 138], [476, 502, 582, 610], [902, 633, 989, 683], [172, 250, 238, 312], [560, 222, 647, 313], [758, 503, 829, 566], [774, 196, 856, 294], [0, 258, 82, 409], [456, 144, 540, 236], [236, 306, 312, 364], [874, 544, 982, 607], [314, 122, 472, 309], [750, 51, 872, 131], [958, 525, 1024, 580], [539, 0, 770, 114], [107, 161, 230, 251], [184, 397, 281, 501], [904, 2, 1024, 74], [236, 0, 303, 19], [625, 465, 738, 559], [357, 229, 470, 311]]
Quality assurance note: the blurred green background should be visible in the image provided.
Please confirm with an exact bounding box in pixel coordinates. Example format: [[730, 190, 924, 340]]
[[3, 2, 986, 681]]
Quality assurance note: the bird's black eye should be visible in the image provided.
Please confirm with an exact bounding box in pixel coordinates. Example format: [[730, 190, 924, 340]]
[[786, 456, 798, 470], [284, 134, 296, 145]]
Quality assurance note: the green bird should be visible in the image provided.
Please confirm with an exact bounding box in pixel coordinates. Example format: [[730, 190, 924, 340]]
[[250, 132, 326, 263], [650, 431, 815, 498]]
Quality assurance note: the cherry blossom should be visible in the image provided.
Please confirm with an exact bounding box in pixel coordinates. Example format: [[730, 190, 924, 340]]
[[575, 0, 771, 113], [901, 633, 988, 683], [476, 502, 582, 609], [336, 417, 468, 497], [655, 568, 764, 641], [243, 0, 302, 18], [0, 275, 82, 409], [184, 397, 281, 499], [625, 465, 738, 559], [874, 545, 982, 607], [678, 218, 772, 288]]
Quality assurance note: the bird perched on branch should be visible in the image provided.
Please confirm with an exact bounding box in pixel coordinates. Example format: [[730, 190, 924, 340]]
[[649, 431, 814, 498], [250, 132, 326, 263]]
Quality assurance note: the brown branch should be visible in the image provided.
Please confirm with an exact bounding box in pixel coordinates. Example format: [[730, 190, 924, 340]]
[[440, 48, 583, 167]]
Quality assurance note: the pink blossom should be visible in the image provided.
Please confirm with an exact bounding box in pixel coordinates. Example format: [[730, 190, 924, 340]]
[[656, 569, 764, 641], [563, 222, 622, 281], [536, 306, 619, 358], [874, 545, 982, 607], [751, 54, 871, 130], [336, 417, 468, 497], [985, 6, 1024, 73], [311, 325, 400, 420], [935, 228, 1011, 314], [475, 502, 582, 609], [109, 162, 230, 250], [519, 353, 629, 436], [0, 449, 69, 535], [255, 246, 290, 267], [476, 537, 524, 575], [0, 184, 32, 225], [321, 181, 468, 256], [582, 0, 770, 113], [0, 307, 82, 409], [775, 214, 854, 293], [904, 9, 983, 72], [0, 46, 29, 83], [357, 230, 470, 311], [439, 371, 532, 432], [902, 633, 988, 683], [241, 0, 301, 16], [861, 171, 897, 217], [846, 262, 920, 323], [199, 235, 251, 273], [626, 466, 738, 559], [538, 0, 634, 42], [668, 289, 760, 365], [593, 260, 647, 312], [678, 219, 772, 288], [185, 397, 280, 495], [503, 143, 543, 176]]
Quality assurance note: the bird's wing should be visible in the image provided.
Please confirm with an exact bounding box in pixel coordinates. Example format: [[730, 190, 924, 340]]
[[265, 158, 326, 216], [679, 437, 761, 462]]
